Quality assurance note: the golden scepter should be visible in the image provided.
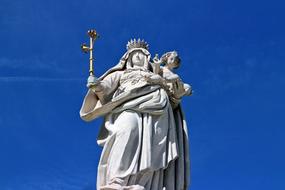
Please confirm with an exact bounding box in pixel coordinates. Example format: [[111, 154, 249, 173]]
[[81, 29, 99, 76]]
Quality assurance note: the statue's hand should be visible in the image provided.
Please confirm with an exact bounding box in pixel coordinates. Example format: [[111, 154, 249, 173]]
[[144, 74, 170, 91], [152, 54, 162, 65], [86, 75, 99, 89], [151, 54, 162, 74], [172, 81, 193, 98], [144, 74, 161, 84]]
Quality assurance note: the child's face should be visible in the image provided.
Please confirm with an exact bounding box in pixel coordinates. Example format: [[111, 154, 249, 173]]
[[167, 53, 180, 69]]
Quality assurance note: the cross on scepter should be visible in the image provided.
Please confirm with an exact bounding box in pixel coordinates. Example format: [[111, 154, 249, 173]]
[[81, 29, 99, 76]]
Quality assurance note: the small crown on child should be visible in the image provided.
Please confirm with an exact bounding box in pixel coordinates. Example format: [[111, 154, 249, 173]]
[[126, 39, 149, 51]]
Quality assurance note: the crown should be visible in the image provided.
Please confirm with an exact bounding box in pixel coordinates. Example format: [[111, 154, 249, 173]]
[[126, 39, 149, 51]]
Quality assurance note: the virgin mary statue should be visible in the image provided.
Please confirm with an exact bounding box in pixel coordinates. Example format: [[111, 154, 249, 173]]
[[80, 39, 191, 190]]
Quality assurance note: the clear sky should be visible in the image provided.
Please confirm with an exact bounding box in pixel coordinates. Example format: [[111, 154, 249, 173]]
[[0, 0, 284, 189]]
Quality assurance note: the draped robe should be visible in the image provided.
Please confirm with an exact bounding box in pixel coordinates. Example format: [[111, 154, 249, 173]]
[[80, 68, 190, 190]]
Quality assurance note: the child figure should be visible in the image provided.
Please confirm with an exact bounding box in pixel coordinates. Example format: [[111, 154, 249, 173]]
[[151, 51, 192, 106]]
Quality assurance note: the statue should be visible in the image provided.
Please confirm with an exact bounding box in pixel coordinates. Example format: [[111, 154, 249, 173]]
[[80, 33, 192, 190]]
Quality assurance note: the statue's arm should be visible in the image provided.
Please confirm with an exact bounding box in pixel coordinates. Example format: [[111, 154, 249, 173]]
[[144, 73, 170, 91], [88, 71, 122, 104], [172, 78, 192, 98]]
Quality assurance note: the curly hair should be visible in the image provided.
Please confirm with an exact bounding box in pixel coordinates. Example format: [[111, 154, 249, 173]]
[[160, 51, 181, 68]]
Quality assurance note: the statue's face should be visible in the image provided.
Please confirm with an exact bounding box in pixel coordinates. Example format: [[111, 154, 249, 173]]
[[131, 50, 146, 67], [167, 55, 176, 65], [167, 52, 180, 69]]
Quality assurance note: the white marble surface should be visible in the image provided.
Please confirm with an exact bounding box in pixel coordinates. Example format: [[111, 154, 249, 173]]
[[80, 40, 191, 190]]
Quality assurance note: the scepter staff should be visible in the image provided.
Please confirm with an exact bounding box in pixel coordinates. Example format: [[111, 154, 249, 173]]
[[81, 29, 99, 76]]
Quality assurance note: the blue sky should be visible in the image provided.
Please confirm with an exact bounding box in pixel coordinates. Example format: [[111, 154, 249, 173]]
[[0, 0, 284, 189]]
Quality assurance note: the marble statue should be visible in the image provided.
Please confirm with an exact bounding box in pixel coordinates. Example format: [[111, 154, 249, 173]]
[[80, 39, 192, 190]]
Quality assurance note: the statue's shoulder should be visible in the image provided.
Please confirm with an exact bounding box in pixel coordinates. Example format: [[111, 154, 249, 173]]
[[101, 70, 124, 80]]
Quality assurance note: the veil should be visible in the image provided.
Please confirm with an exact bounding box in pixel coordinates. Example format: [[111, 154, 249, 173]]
[[98, 48, 151, 80]]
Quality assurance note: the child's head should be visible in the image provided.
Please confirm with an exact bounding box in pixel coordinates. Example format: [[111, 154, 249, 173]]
[[161, 51, 181, 69]]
